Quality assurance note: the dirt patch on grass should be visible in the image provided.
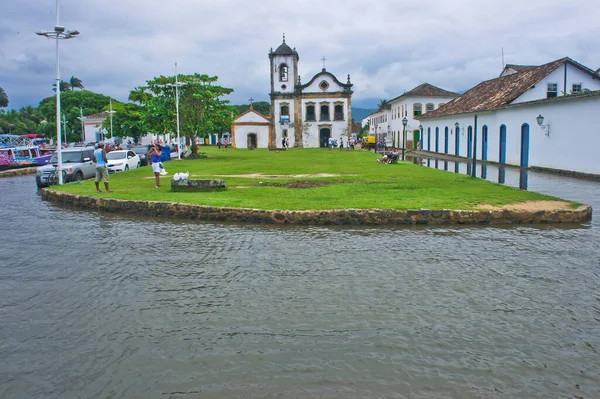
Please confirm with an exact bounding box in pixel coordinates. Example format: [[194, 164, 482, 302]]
[[215, 173, 347, 179], [478, 200, 573, 211], [255, 180, 357, 189]]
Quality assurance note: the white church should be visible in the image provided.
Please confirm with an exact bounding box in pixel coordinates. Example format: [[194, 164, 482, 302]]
[[232, 36, 354, 149]]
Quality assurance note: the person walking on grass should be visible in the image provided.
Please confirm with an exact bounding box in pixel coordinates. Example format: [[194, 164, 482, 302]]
[[150, 144, 163, 188], [93, 143, 112, 192]]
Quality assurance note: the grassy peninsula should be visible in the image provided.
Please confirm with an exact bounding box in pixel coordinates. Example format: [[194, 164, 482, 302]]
[[51, 147, 568, 211]]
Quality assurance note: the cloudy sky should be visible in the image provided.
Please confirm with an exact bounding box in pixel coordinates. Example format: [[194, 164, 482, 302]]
[[2, 0, 600, 110]]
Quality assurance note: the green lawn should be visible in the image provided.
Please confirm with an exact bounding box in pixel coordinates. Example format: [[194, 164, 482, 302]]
[[51, 147, 570, 211]]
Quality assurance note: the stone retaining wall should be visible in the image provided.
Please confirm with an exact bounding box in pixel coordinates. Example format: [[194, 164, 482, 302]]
[[41, 190, 592, 226], [0, 167, 37, 178]]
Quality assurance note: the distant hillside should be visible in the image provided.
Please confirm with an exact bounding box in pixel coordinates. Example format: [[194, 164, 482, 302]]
[[352, 107, 376, 122]]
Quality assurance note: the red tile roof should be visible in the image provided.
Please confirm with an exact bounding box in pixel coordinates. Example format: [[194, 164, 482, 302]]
[[418, 57, 600, 120]]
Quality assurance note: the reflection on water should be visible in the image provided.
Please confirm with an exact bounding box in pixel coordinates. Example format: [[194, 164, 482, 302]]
[[411, 155, 533, 191]]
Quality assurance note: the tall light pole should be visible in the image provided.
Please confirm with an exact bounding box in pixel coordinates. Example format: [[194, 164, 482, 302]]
[[166, 61, 186, 160], [78, 107, 85, 142], [36, 0, 79, 185], [401, 117, 407, 161], [61, 113, 68, 144], [107, 98, 116, 138], [471, 114, 478, 178]]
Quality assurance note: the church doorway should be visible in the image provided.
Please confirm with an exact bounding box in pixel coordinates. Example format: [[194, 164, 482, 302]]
[[319, 128, 331, 148], [247, 133, 257, 149]]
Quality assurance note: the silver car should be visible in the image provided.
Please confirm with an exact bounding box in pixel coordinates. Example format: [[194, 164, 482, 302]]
[[36, 147, 96, 187]]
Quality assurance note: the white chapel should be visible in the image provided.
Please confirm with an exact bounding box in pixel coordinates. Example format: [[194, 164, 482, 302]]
[[268, 36, 354, 148]]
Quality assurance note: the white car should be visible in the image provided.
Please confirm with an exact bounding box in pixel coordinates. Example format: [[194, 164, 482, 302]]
[[106, 150, 140, 173]]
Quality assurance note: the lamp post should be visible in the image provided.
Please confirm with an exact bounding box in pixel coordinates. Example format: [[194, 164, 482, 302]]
[[78, 107, 85, 142], [166, 61, 186, 160], [419, 124, 424, 151], [401, 117, 407, 161], [36, 0, 79, 185], [61, 113, 68, 144], [107, 98, 116, 138]]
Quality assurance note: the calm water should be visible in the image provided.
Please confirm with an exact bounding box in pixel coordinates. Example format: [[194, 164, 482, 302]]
[[1, 172, 599, 399]]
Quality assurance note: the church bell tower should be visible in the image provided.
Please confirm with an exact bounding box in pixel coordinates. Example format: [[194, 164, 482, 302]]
[[268, 34, 299, 95]]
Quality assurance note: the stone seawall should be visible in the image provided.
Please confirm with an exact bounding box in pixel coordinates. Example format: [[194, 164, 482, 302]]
[[41, 190, 592, 226], [0, 167, 37, 178]]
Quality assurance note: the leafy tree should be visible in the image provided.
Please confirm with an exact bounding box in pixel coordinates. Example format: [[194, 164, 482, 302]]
[[0, 87, 8, 108], [38, 90, 112, 141], [69, 76, 84, 90], [232, 101, 271, 117], [101, 101, 146, 142], [141, 73, 234, 156], [128, 86, 153, 104]]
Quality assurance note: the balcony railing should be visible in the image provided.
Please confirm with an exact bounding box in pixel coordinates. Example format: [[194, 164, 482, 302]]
[[334, 112, 344, 121], [320, 114, 330, 121], [306, 114, 316, 121]]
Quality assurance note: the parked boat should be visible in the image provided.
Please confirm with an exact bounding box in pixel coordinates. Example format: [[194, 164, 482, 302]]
[[0, 135, 54, 170]]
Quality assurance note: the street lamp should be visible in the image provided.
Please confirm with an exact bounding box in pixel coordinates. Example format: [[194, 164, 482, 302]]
[[536, 114, 550, 136], [419, 124, 424, 151], [36, 0, 79, 184], [107, 98, 116, 138], [401, 116, 407, 161], [77, 107, 85, 142], [165, 61, 186, 160]]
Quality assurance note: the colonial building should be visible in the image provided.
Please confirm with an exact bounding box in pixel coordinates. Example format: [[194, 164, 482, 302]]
[[269, 36, 353, 148], [417, 57, 600, 176], [363, 83, 459, 149], [231, 105, 271, 149], [81, 111, 109, 143]]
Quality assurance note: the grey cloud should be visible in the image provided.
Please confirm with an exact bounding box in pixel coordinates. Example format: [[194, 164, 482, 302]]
[[1, 0, 599, 110]]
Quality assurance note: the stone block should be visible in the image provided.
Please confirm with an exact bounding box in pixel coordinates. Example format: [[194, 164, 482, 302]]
[[171, 179, 226, 192]]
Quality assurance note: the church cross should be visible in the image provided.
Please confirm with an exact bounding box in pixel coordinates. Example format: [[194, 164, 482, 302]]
[[249, 97, 254, 107], [321, 56, 327, 69]]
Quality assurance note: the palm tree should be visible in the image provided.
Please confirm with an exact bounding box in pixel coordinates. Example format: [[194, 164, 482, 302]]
[[69, 76, 84, 90], [0, 87, 8, 108], [52, 81, 72, 92], [377, 99, 388, 112]]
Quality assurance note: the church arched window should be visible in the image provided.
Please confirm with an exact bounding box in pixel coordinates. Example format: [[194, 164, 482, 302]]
[[334, 104, 344, 121], [279, 64, 288, 82], [306, 103, 316, 121]]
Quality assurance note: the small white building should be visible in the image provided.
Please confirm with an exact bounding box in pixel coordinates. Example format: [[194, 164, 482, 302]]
[[81, 111, 109, 143], [417, 57, 600, 176], [364, 83, 459, 148], [269, 36, 354, 148], [231, 107, 271, 149]]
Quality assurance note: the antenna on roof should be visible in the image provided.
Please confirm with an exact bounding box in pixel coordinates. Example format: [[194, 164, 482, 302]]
[[501, 47, 505, 70]]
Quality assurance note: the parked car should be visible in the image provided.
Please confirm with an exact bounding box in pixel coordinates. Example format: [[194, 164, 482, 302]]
[[106, 150, 141, 173], [131, 145, 152, 166], [36, 146, 96, 188]]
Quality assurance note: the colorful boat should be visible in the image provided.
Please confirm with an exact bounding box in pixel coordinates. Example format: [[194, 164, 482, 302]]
[[0, 135, 54, 170]]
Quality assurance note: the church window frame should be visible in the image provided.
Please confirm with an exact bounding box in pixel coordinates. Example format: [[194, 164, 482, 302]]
[[305, 102, 316, 122], [319, 102, 330, 121], [426, 103, 434, 113], [279, 103, 290, 124], [279, 63, 289, 82], [319, 80, 329, 91], [334, 102, 344, 121]]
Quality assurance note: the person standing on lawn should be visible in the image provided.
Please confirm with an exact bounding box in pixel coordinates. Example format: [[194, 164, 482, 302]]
[[93, 143, 112, 192], [150, 144, 163, 188]]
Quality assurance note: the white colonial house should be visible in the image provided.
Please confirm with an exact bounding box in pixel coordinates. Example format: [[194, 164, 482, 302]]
[[81, 111, 109, 143], [269, 36, 354, 148], [231, 106, 271, 149], [417, 57, 600, 177], [364, 83, 459, 148]]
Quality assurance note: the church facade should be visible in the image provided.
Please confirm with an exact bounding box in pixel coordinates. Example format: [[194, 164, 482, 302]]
[[269, 37, 354, 148]]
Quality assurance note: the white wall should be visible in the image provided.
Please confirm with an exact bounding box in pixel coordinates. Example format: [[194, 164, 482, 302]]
[[272, 55, 296, 94], [233, 125, 270, 149], [513, 65, 600, 104], [273, 99, 295, 147], [419, 95, 600, 175], [302, 74, 345, 93]]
